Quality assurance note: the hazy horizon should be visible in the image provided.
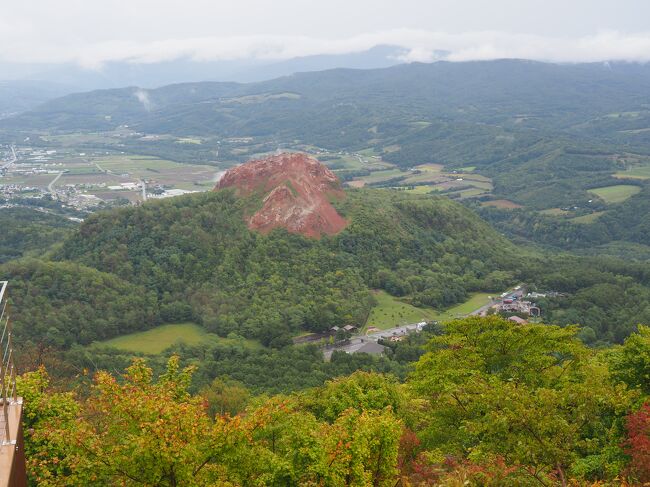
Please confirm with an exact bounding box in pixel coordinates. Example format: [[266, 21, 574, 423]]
[[2, 0, 650, 75]]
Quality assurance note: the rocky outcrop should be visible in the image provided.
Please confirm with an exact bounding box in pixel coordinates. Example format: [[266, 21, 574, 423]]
[[216, 153, 348, 238]]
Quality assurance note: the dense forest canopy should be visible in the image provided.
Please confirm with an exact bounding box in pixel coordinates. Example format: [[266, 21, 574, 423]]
[[41, 188, 518, 345], [3, 186, 650, 355], [18, 317, 650, 486]]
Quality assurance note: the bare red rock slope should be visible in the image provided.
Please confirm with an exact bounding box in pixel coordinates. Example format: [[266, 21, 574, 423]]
[[216, 153, 348, 238]]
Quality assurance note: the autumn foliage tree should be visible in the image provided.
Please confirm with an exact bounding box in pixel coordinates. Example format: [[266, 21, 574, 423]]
[[18, 317, 650, 486], [624, 402, 650, 483], [19, 358, 403, 486]]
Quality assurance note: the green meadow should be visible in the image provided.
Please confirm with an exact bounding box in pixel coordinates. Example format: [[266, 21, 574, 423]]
[[365, 291, 493, 331], [588, 185, 641, 203], [97, 323, 262, 354]]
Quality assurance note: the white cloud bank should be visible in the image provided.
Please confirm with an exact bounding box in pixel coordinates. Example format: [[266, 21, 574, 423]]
[[3, 29, 650, 69]]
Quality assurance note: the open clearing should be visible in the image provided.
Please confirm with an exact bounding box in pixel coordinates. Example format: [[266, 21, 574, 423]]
[[365, 291, 493, 331], [429, 293, 493, 321], [588, 185, 641, 204], [539, 208, 570, 216], [614, 163, 650, 180], [405, 185, 438, 194], [571, 211, 605, 224], [355, 168, 404, 184], [455, 188, 488, 199], [97, 323, 261, 354], [365, 291, 437, 330], [482, 199, 523, 209], [414, 163, 444, 172]]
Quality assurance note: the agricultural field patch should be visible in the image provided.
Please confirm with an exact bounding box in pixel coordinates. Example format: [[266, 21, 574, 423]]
[[571, 211, 606, 224], [347, 180, 366, 188], [402, 172, 447, 184], [414, 163, 444, 172], [539, 208, 570, 216], [404, 185, 438, 194], [588, 185, 641, 204], [355, 168, 404, 184], [614, 163, 650, 180], [482, 199, 523, 209], [428, 293, 493, 321], [455, 187, 488, 199]]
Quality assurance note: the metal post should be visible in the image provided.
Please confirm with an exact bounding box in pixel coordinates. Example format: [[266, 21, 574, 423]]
[[0, 281, 13, 445]]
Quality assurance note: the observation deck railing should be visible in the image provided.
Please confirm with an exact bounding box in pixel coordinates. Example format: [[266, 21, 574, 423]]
[[0, 281, 26, 487]]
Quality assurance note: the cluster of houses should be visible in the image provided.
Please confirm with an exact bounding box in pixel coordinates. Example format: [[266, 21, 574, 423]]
[[490, 286, 544, 324]]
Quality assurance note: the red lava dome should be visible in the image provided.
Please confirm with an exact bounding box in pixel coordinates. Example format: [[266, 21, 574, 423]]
[[216, 152, 348, 238]]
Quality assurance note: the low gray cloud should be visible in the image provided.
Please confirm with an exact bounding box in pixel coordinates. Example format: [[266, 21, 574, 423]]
[[2, 0, 650, 68], [7, 30, 650, 69]]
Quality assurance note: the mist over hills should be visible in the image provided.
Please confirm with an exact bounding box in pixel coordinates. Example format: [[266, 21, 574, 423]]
[[0, 79, 75, 118], [0, 45, 408, 116]]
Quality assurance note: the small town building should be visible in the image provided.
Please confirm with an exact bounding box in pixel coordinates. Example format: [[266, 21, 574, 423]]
[[354, 342, 387, 356]]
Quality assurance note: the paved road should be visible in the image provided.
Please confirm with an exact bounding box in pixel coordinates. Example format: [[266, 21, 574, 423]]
[[323, 322, 424, 360], [1, 145, 17, 169], [323, 287, 518, 360]]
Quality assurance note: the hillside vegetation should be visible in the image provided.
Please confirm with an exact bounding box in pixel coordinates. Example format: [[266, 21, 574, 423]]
[[19, 317, 650, 485], [48, 189, 516, 347]]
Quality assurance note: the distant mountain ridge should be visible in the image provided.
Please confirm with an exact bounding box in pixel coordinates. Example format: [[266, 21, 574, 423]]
[[0, 80, 75, 118], [0, 45, 407, 91], [7, 59, 650, 137]]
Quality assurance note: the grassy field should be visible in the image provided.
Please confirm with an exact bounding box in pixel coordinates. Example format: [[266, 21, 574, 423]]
[[97, 323, 261, 354], [614, 163, 650, 180], [482, 199, 523, 209], [571, 211, 605, 224], [414, 163, 444, 172], [429, 293, 493, 321], [405, 185, 438, 194], [365, 291, 493, 331], [588, 185, 641, 203], [539, 208, 570, 216], [403, 172, 446, 184], [365, 291, 437, 330], [455, 188, 488, 199], [356, 168, 404, 184]]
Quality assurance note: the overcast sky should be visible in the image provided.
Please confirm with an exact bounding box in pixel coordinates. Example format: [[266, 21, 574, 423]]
[[2, 0, 650, 68]]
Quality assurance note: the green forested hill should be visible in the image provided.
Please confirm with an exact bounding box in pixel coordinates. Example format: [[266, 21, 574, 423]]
[[0, 207, 75, 263], [53, 188, 518, 346], [3, 185, 650, 354], [3, 258, 158, 346]]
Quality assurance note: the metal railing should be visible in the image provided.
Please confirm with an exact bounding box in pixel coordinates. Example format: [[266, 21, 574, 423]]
[[0, 281, 17, 446]]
